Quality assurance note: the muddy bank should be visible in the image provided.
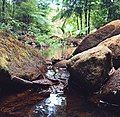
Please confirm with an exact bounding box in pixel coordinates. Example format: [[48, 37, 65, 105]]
[[0, 90, 50, 117]]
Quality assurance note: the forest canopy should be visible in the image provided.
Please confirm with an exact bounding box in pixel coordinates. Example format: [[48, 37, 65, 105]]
[[0, 0, 120, 45]]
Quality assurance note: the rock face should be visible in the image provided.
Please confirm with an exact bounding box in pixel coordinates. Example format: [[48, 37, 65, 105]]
[[99, 68, 120, 105], [67, 45, 112, 93], [66, 20, 120, 106], [72, 20, 120, 56], [0, 90, 50, 117], [98, 34, 120, 69], [0, 31, 49, 92]]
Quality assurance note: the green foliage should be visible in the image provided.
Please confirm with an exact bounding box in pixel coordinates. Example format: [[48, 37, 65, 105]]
[[0, 0, 52, 35], [36, 34, 62, 48], [91, 9, 108, 28], [92, 0, 120, 28], [0, 0, 120, 59], [0, 0, 65, 59], [36, 34, 64, 58], [53, 0, 120, 36]]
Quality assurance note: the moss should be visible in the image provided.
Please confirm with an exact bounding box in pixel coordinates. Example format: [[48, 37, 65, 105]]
[[0, 30, 46, 81], [0, 56, 8, 69]]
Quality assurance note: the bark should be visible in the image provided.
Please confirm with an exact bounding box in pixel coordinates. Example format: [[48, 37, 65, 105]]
[[77, 15, 79, 30], [84, 0, 88, 35], [88, 0, 91, 34], [2, 0, 6, 22], [12, 1, 15, 18], [80, 12, 83, 31]]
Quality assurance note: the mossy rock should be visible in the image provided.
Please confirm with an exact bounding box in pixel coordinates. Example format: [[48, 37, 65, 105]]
[[0, 30, 47, 91]]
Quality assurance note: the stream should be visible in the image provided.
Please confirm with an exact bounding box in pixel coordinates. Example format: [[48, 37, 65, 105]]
[[0, 65, 120, 117], [28, 67, 120, 117], [0, 47, 120, 117]]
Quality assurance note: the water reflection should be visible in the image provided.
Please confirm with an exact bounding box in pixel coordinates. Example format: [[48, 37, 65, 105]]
[[32, 93, 66, 117], [31, 91, 120, 117], [46, 67, 70, 80], [66, 91, 120, 117], [31, 68, 120, 117]]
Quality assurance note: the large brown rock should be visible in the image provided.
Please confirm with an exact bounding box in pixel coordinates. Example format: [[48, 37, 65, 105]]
[[0, 31, 49, 92], [72, 20, 120, 56], [99, 68, 120, 105], [67, 45, 112, 93], [98, 34, 120, 69]]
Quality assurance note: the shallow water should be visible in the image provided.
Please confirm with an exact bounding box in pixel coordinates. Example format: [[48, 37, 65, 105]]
[[31, 93, 66, 117], [30, 92, 120, 117], [0, 67, 120, 117], [29, 68, 120, 117]]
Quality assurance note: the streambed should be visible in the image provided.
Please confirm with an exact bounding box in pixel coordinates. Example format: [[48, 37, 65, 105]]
[[0, 66, 120, 117], [28, 67, 120, 117]]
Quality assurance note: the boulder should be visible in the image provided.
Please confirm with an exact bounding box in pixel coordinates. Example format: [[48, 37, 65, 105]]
[[99, 68, 120, 105], [98, 34, 120, 69], [0, 90, 50, 117], [72, 20, 120, 56], [67, 45, 112, 93], [0, 31, 51, 93], [53, 60, 68, 68]]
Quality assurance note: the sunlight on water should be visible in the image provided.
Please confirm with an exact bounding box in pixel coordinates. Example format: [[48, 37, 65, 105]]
[[46, 93, 66, 106], [32, 93, 66, 117], [31, 67, 68, 117], [30, 67, 120, 117]]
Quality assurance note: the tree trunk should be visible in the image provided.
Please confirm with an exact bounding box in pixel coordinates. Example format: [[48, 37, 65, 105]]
[[80, 12, 83, 31], [102, 0, 113, 22], [84, 0, 88, 35], [0, 1, 2, 20], [77, 15, 79, 30], [2, 0, 6, 23], [107, 1, 114, 21], [61, 18, 67, 34], [88, 0, 91, 34], [12, 1, 15, 18]]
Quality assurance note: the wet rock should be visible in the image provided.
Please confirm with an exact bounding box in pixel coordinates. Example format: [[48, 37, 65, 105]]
[[63, 47, 76, 59], [72, 20, 120, 56], [51, 58, 61, 65], [53, 60, 68, 68], [99, 68, 120, 105], [67, 46, 112, 93], [0, 31, 51, 92], [0, 90, 50, 117], [66, 38, 81, 47], [98, 34, 120, 69]]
